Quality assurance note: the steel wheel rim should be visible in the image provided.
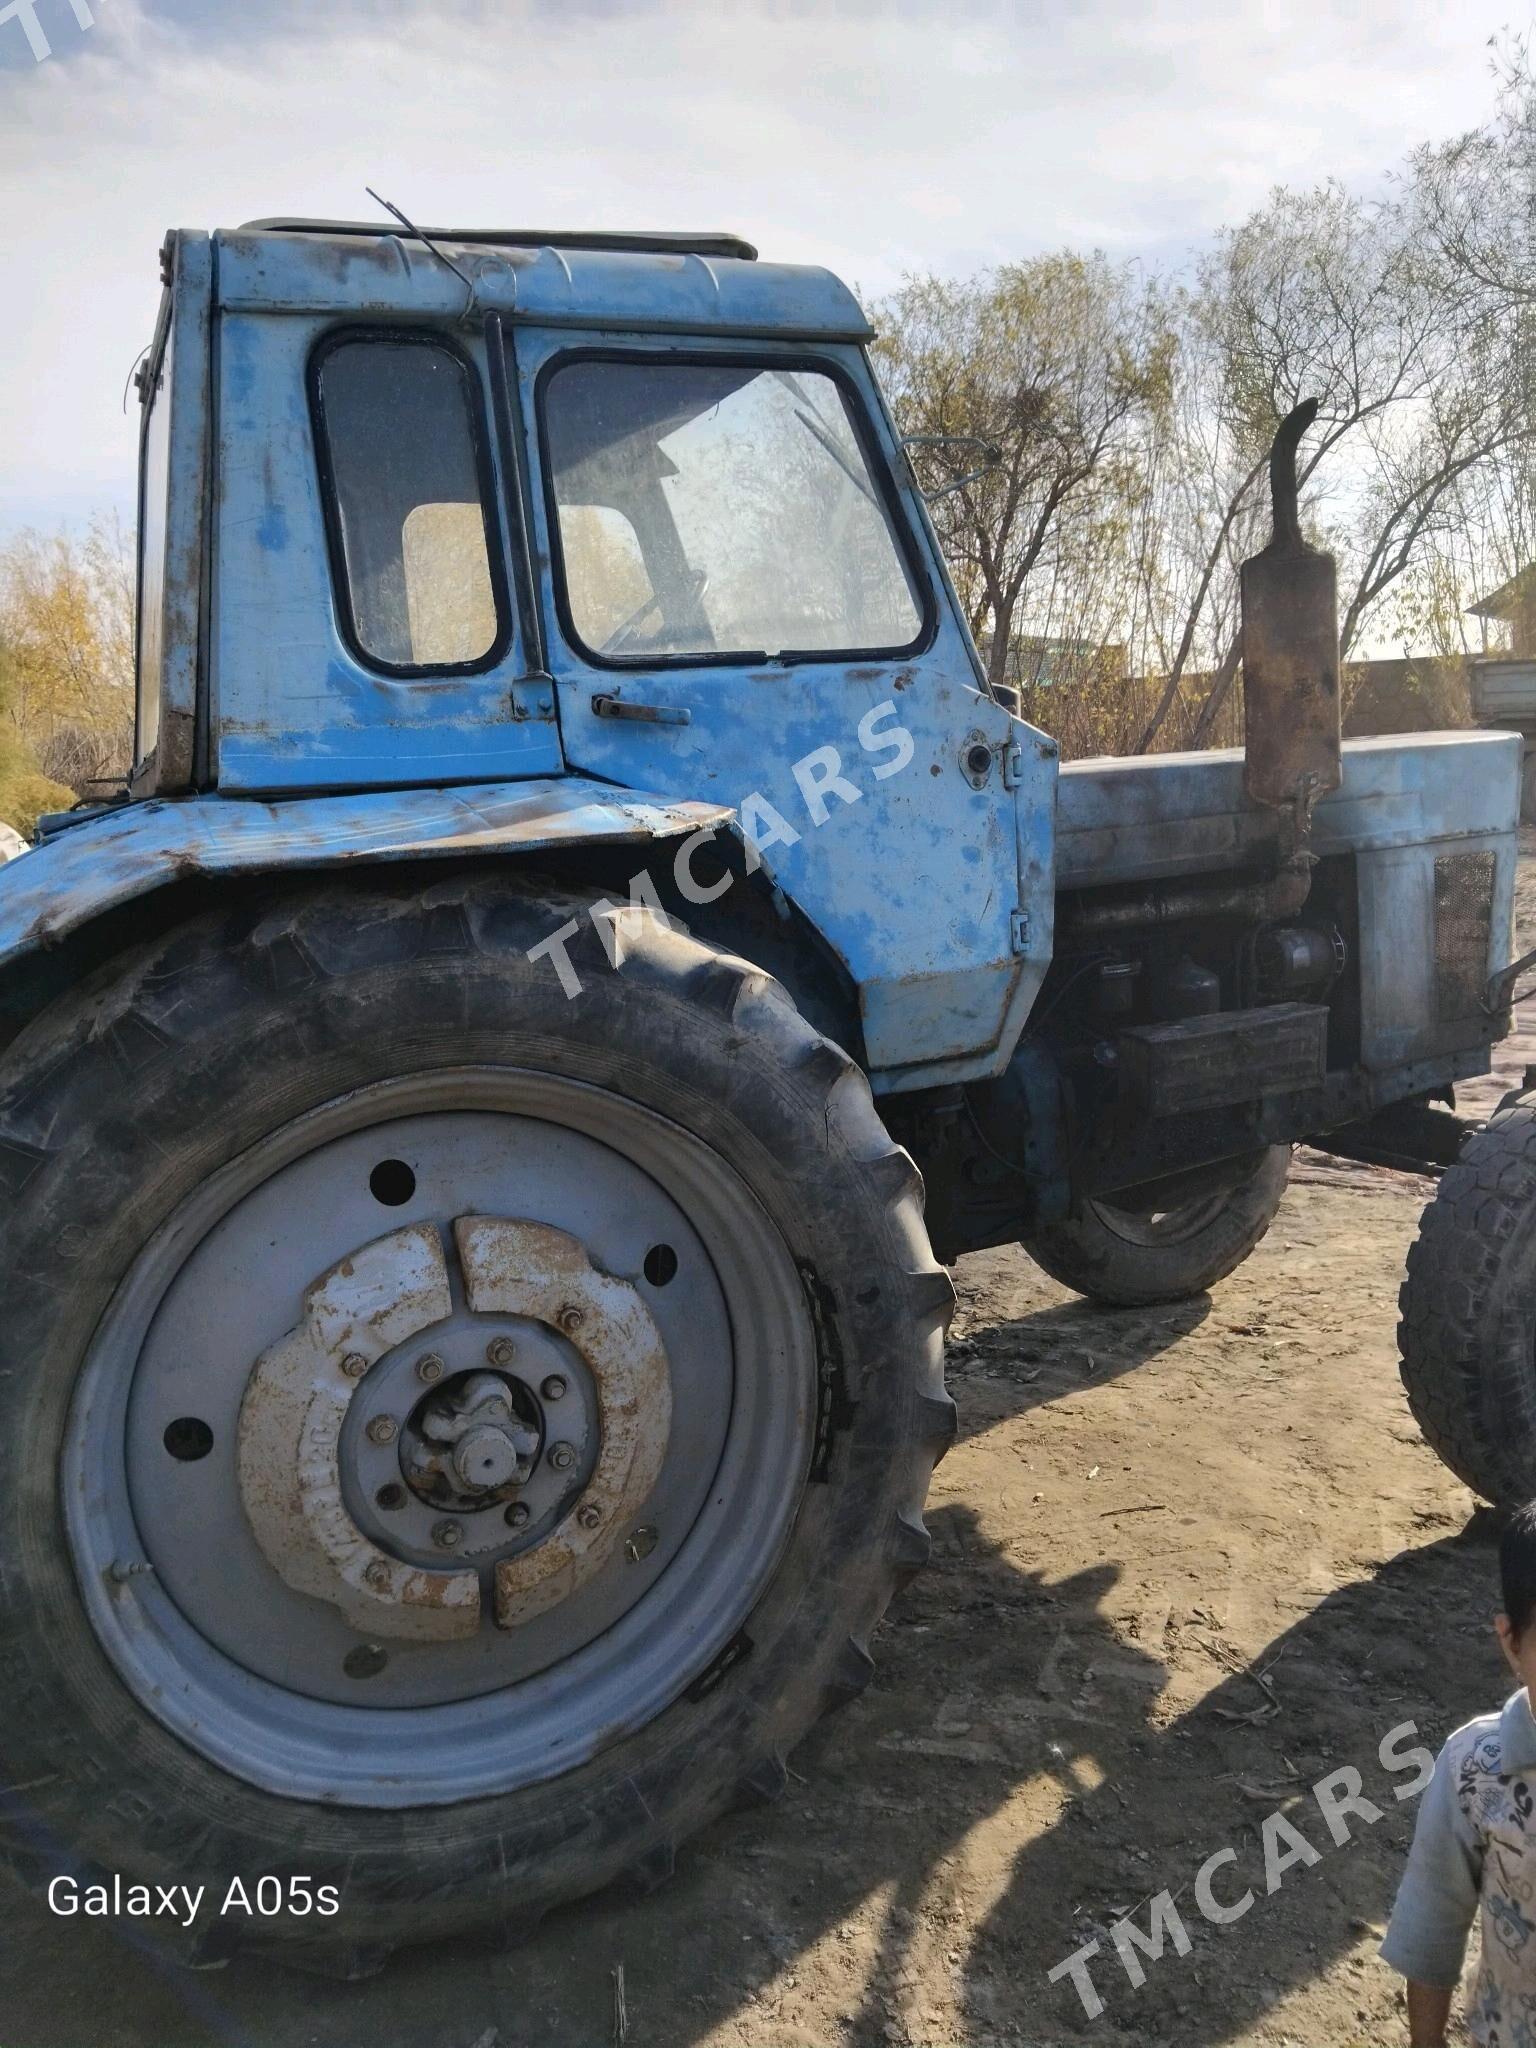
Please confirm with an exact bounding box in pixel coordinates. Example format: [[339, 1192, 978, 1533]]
[[64, 1068, 815, 1808], [1088, 1187, 1232, 1248]]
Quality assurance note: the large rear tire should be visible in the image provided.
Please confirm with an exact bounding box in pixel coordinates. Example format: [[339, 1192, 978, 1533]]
[[1020, 1147, 1291, 1307], [0, 874, 954, 1970], [1399, 1103, 1536, 1504]]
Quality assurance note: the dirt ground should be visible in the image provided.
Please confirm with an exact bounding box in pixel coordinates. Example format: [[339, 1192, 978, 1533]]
[[4, 846, 1535, 2048]]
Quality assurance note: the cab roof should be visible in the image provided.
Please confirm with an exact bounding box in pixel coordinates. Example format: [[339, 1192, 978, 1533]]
[[205, 221, 873, 342], [241, 219, 761, 262]]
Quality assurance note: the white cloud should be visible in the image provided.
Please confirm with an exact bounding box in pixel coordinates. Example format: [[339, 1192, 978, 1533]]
[[0, 0, 1518, 532]]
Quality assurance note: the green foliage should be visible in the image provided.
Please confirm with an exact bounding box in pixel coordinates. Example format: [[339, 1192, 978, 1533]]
[[0, 711, 69, 838], [0, 514, 133, 815]]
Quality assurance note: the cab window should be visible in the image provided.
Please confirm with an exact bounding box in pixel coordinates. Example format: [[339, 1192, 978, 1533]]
[[541, 357, 926, 665], [314, 338, 504, 673]]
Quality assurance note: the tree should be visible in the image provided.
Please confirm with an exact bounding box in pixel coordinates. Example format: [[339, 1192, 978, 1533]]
[[1141, 173, 1523, 748], [871, 170, 1522, 764], [0, 722, 69, 838], [1403, 39, 1536, 652], [872, 256, 1173, 695], [0, 514, 134, 811], [1414, 34, 1536, 317]]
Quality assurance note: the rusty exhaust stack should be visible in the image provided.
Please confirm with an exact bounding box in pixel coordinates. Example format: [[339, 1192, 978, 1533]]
[[1066, 406, 1340, 940], [1240, 399, 1342, 852]]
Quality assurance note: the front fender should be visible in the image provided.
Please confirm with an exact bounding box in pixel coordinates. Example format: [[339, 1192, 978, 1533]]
[[0, 779, 732, 975]]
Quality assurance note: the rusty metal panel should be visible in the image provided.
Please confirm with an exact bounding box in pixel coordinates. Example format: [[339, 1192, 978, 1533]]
[[1434, 850, 1497, 1022], [1240, 546, 1343, 812], [0, 779, 732, 972], [1239, 401, 1343, 816], [1357, 832, 1515, 1072], [1118, 1003, 1329, 1117]]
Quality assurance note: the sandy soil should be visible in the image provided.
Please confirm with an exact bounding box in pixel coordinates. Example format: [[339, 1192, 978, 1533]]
[[5, 844, 1536, 2048]]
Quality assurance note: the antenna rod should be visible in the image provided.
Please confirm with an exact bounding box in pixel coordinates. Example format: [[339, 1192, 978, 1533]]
[[365, 187, 477, 319]]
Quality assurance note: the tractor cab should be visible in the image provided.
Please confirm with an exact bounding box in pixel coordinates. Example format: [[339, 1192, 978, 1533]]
[[127, 219, 1056, 1090], [132, 221, 998, 797]]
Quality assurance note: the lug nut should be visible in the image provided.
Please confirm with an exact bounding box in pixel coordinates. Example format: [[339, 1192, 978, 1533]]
[[576, 1503, 602, 1530], [432, 1519, 464, 1550], [505, 1501, 531, 1530], [366, 1415, 398, 1446], [556, 1304, 584, 1334], [541, 1375, 567, 1402], [415, 1352, 445, 1384], [625, 1525, 660, 1563], [548, 1443, 576, 1472], [486, 1336, 517, 1369], [364, 1559, 392, 1590], [340, 1352, 369, 1380]]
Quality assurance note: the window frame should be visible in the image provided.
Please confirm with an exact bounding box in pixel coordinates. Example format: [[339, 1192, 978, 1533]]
[[308, 325, 514, 681], [133, 306, 174, 770], [533, 345, 936, 673]]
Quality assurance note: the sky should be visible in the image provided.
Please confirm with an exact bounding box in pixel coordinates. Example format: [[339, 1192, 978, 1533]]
[[0, 0, 1525, 537]]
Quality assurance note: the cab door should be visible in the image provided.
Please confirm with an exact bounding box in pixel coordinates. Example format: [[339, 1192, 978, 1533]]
[[509, 328, 1053, 1091]]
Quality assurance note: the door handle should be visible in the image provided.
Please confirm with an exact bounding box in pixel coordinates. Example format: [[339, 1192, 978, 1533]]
[[591, 694, 691, 727]]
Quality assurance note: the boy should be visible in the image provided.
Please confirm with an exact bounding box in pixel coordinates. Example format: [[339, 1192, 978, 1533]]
[[1381, 1501, 1536, 2044]]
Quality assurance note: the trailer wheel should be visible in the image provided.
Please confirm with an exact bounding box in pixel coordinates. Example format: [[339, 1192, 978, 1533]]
[[1399, 1103, 1536, 1504], [0, 875, 953, 1970], [1020, 1147, 1291, 1307]]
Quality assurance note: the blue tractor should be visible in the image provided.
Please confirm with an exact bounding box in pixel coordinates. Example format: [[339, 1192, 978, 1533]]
[[0, 220, 1523, 1969]]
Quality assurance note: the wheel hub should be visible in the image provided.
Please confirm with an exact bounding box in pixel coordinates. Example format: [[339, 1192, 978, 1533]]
[[345, 1308, 599, 1568], [401, 1369, 543, 1509], [236, 1214, 671, 1643]]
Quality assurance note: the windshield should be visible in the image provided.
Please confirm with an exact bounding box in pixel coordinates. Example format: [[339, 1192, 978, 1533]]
[[541, 358, 925, 664]]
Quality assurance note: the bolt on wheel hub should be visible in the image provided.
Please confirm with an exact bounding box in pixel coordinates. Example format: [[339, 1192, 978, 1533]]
[[401, 1368, 543, 1510]]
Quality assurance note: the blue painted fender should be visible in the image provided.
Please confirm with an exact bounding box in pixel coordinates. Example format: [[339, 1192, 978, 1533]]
[[0, 781, 732, 972]]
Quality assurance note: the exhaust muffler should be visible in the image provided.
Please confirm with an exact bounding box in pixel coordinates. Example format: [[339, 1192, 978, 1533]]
[[1239, 398, 1342, 843]]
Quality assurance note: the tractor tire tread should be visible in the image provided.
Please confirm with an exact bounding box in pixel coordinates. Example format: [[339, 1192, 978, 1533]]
[[1399, 1104, 1536, 1502], [1020, 1145, 1292, 1307], [0, 872, 951, 1969]]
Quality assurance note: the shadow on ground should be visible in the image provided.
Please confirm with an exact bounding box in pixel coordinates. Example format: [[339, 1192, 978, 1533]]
[[947, 1290, 1211, 1443], [0, 1295, 1500, 2048]]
